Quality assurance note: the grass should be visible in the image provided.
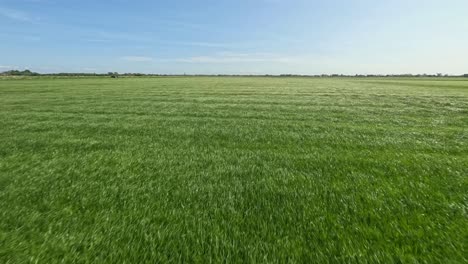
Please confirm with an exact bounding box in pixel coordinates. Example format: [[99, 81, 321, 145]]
[[0, 77, 467, 263]]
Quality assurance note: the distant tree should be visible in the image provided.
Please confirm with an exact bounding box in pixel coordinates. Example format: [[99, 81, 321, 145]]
[[108, 72, 119, 78]]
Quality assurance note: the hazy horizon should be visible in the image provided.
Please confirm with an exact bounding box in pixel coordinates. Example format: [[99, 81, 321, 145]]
[[1, 0, 467, 75]]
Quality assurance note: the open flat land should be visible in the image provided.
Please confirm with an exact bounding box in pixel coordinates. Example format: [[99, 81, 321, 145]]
[[0, 77, 467, 263]]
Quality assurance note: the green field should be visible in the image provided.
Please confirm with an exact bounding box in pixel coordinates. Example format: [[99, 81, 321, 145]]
[[0, 77, 467, 263]]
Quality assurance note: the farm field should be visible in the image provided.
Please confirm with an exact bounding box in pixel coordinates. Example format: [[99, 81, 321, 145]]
[[0, 77, 467, 263]]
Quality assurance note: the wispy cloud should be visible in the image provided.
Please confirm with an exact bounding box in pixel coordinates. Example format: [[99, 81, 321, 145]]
[[83, 38, 110, 43], [162, 52, 304, 64], [0, 7, 35, 22], [86, 31, 243, 49], [153, 19, 211, 32], [22, 35, 41, 41], [170, 41, 237, 48], [0, 65, 21, 71], [0, 32, 41, 41], [121, 56, 153, 62], [82, 67, 99, 72]]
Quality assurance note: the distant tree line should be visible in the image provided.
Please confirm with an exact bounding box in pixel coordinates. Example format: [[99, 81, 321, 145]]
[[0, 70, 40, 76], [1, 70, 468, 78]]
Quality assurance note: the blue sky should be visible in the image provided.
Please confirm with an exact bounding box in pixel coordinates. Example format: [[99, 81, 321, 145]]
[[1, 0, 467, 74]]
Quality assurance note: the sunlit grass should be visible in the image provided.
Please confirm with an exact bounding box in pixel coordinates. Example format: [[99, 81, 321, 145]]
[[1, 77, 467, 263]]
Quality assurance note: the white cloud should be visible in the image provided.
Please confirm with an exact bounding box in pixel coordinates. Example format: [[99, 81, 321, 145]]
[[121, 56, 153, 62]]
